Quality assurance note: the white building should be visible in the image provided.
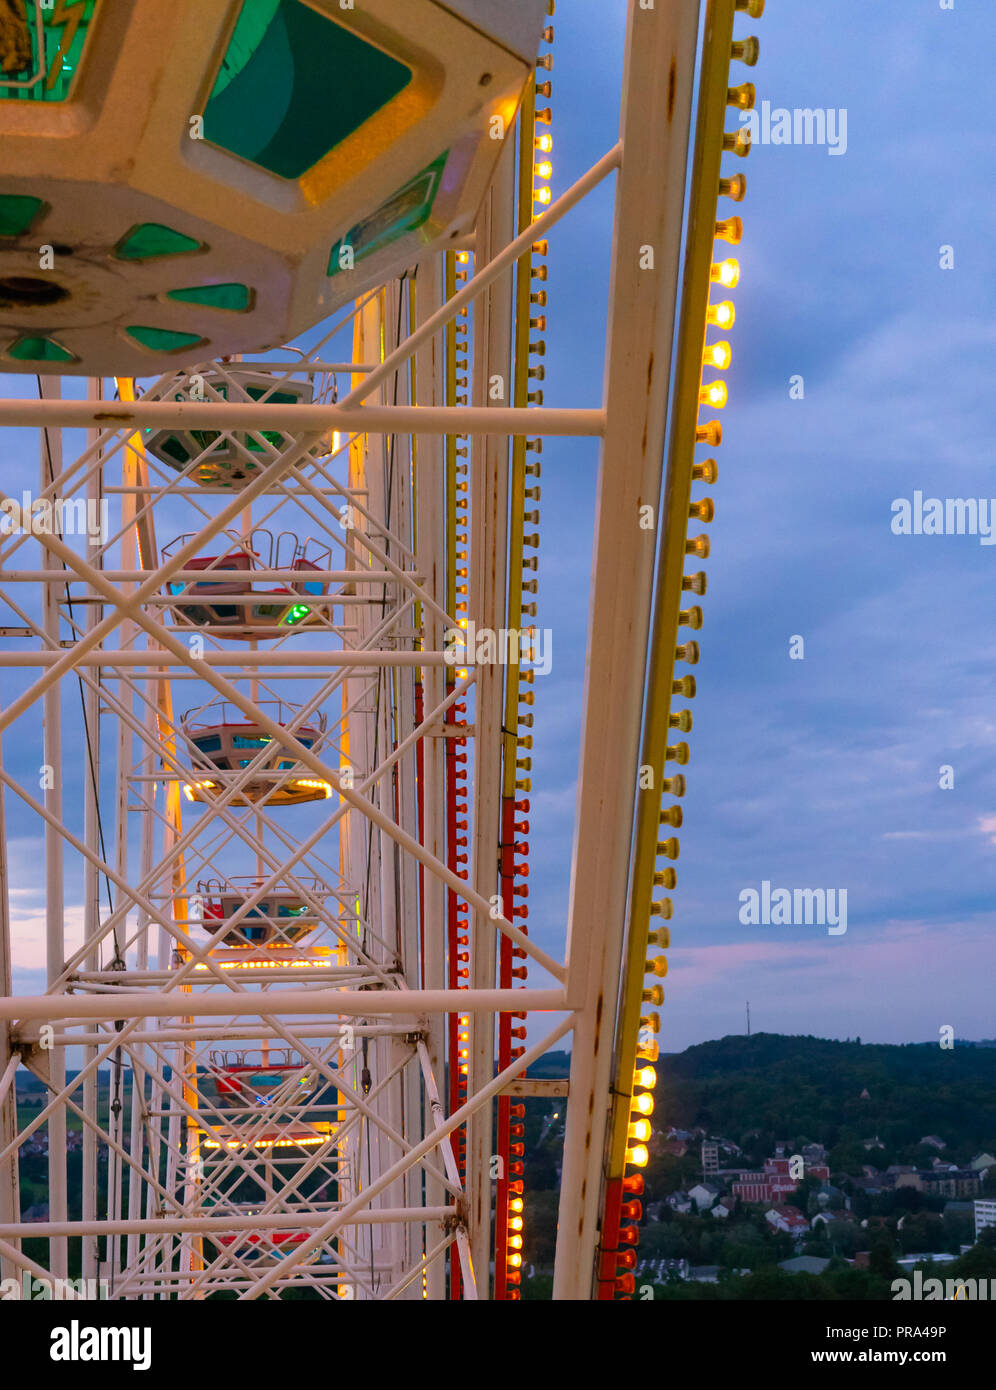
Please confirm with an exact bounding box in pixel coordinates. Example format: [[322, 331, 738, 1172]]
[[974, 1198, 996, 1239]]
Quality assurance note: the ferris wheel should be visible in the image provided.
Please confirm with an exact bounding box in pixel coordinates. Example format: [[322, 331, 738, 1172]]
[[0, 0, 764, 1301]]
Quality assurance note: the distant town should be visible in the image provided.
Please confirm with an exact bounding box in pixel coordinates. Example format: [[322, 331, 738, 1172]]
[[515, 1036, 996, 1298], [631, 1128, 996, 1290]]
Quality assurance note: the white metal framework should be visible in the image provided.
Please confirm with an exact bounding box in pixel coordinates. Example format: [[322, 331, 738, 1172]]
[[0, 0, 763, 1300]]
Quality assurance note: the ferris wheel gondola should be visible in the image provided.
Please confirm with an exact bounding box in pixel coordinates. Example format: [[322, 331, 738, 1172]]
[[179, 699, 332, 805], [162, 530, 333, 639]]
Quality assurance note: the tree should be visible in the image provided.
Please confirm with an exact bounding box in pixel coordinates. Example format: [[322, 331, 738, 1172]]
[[522, 1189, 559, 1266], [869, 1240, 899, 1281], [896, 1212, 945, 1254], [952, 1244, 996, 1280]]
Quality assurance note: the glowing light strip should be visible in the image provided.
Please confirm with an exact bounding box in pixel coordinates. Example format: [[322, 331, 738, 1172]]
[[598, 0, 764, 1301]]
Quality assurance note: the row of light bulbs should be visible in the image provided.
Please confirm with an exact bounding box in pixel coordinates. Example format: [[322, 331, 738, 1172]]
[[449, 245, 474, 1304], [613, 0, 765, 1298], [501, 0, 557, 1298]]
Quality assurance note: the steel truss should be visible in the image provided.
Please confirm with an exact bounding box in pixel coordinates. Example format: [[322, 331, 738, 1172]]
[[0, 0, 761, 1299]]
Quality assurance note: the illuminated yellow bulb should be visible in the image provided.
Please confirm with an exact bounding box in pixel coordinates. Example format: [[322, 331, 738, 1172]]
[[626, 1144, 649, 1168], [710, 259, 740, 288], [535, 160, 553, 180], [458, 1048, 469, 1059], [536, 133, 553, 153], [726, 82, 755, 112], [457, 668, 469, 679], [635, 1066, 657, 1089], [509, 1234, 523, 1250], [719, 173, 747, 203], [723, 128, 752, 158], [510, 1198, 523, 1213], [707, 300, 736, 329], [459, 1064, 469, 1075], [628, 1118, 652, 1143], [457, 251, 470, 264], [632, 1092, 654, 1117], [508, 1253, 522, 1268], [699, 380, 728, 409], [705, 341, 732, 370], [535, 186, 552, 205], [509, 1216, 523, 1231]]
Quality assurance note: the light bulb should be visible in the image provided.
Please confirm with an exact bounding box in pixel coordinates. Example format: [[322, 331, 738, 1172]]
[[634, 1066, 656, 1089], [535, 187, 552, 205], [726, 82, 755, 112], [699, 381, 728, 408], [629, 1118, 651, 1142], [705, 341, 732, 370], [535, 161, 553, 179], [707, 300, 736, 329], [711, 259, 740, 288], [627, 1144, 649, 1168], [632, 1092, 654, 1116], [536, 133, 553, 153]]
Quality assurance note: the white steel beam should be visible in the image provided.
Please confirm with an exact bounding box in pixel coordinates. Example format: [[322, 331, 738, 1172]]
[[0, 399, 602, 435], [553, 0, 702, 1298]]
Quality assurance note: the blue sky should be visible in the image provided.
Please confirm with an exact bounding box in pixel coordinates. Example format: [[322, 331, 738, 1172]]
[[2, 0, 993, 1051], [524, 0, 995, 1047]]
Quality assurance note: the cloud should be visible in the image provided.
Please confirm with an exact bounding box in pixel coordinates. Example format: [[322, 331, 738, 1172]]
[[10, 903, 87, 971], [660, 919, 994, 1048]]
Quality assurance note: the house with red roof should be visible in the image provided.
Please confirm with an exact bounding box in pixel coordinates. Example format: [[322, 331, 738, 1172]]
[[765, 1205, 810, 1236]]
